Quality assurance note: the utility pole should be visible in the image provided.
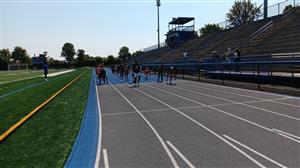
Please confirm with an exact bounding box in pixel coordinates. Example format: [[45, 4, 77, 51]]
[[156, 0, 161, 48], [264, 0, 268, 19]]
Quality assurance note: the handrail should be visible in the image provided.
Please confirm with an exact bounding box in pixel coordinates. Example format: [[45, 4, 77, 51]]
[[249, 20, 273, 41], [282, 6, 294, 19]]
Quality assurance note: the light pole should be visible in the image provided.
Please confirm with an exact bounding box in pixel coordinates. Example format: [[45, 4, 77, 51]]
[[264, 0, 268, 19], [156, 0, 161, 49]]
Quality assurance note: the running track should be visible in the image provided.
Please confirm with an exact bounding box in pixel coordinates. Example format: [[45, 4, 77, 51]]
[[96, 70, 300, 168]]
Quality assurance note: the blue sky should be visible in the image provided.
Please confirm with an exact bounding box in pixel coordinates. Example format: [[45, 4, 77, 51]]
[[1, 0, 282, 60]]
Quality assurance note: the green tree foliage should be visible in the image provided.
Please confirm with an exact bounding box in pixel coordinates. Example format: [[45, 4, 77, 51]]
[[199, 24, 223, 37], [105, 55, 120, 66], [76, 49, 87, 66], [226, 0, 262, 27], [131, 50, 143, 57], [61, 43, 76, 64], [118, 46, 131, 62], [283, 4, 293, 13], [11, 46, 30, 63], [0, 49, 11, 70]]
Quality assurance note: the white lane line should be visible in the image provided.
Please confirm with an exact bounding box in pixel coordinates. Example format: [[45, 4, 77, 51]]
[[143, 83, 300, 144], [159, 84, 300, 121], [126, 83, 268, 168], [269, 100, 300, 108], [166, 141, 196, 168], [272, 129, 300, 141], [177, 79, 293, 99], [94, 70, 103, 168], [179, 82, 262, 100], [109, 81, 179, 168], [103, 149, 109, 168], [223, 135, 288, 168], [178, 82, 300, 108]]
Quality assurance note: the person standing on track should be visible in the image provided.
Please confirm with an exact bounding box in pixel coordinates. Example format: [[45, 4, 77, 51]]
[[131, 60, 141, 87], [157, 64, 164, 83]]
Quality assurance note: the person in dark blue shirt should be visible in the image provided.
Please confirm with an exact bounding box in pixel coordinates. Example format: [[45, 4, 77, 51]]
[[43, 61, 48, 81]]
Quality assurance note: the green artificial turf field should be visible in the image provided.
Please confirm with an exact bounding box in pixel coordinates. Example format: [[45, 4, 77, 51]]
[[0, 68, 91, 167]]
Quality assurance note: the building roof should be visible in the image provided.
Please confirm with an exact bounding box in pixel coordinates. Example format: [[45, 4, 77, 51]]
[[169, 17, 194, 25]]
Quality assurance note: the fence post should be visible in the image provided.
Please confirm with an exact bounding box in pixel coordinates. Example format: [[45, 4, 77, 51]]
[[221, 63, 224, 85], [198, 65, 201, 82], [257, 64, 260, 89], [182, 65, 185, 79]]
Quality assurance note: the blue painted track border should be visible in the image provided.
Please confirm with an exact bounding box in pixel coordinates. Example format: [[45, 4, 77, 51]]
[[64, 70, 100, 168]]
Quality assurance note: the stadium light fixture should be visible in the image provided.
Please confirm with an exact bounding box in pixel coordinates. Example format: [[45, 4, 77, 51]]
[[156, 0, 161, 48]]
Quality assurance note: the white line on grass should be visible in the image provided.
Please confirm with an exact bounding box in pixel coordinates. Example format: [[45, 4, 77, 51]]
[[143, 83, 300, 144], [103, 149, 109, 168], [166, 141, 196, 168], [223, 135, 287, 168], [178, 82, 300, 108], [155, 83, 300, 121], [94, 70, 103, 168], [108, 81, 179, 168]]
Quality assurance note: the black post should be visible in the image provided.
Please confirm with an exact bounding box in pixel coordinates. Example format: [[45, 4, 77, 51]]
[[221, 63, 224, 85], [291, 63, 294, 87], [198, 66, 201, 82], [264, 0, 268, 19], [182, 65, 185, 79], [257, 64, 260, 89]]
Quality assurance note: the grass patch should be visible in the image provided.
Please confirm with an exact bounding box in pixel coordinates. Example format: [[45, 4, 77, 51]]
[[0, 69, 68, 84], [0, 68, 91, 167], [0, 70, 76, 96]]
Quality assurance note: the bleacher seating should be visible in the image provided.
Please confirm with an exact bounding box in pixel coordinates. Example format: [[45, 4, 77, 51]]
[[128, 6, 300, 64]]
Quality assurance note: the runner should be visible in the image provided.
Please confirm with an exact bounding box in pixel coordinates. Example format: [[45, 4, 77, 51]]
[[144, 67, 150, 80], [131, 60, 141, 87], [157, 64, 164, 83]]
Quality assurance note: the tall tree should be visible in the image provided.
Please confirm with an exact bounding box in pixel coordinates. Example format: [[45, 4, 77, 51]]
[[131, 50, 143, 57], [226, 0, 262, 27], [118, 46, 131, 62], [0, 49, 11, 70], [11, 46, 30, 63], [105, 55, 119, 66], [61, 43, 76, 64], [76, 49, 86, 66], [199, 24, 223, 37]]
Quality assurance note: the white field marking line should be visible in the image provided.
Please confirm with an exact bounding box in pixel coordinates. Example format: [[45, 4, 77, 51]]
[[143, 83, 300, 143], [178, 82, 300, 108], [0, 76, 40, 84], [46, 69, 74, 77], [103, 149, 109, 168], [126, 82, 269, 168], [160, 84, 300, 121], [223, 135, 288, 168], [94, 70, 103, 168], [176, 79, 293, 99], [0, 80, 47, 98], [108, 81, 179, 168], [166, 141, 196, 168], [272, 129, 300, 140]]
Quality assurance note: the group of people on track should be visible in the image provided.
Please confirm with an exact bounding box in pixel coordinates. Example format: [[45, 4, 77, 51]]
[[96, 60, 177, 87]]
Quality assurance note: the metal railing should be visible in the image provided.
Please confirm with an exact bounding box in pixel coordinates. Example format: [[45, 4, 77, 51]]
[[143, 42, 167, 52], [143, 54, 300, 89], [217, 0, 299, 30]]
